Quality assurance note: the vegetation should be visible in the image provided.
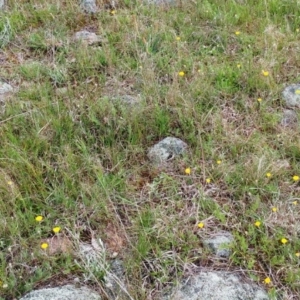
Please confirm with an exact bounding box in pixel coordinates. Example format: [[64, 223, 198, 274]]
[[1, 0, 300, 299]]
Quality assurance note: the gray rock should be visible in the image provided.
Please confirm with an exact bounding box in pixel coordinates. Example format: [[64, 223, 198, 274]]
[[163, 271, 269, 300], [280, 109, 298, 127], [203, 232, 234, 258], [282, 84, 300, 108], [0, 82, 13, 106], [20, 284, 101, 300], [145, 0, 178, 5], [148, 137, 188, 164], [112, 95, 142, 106], [74, 31, 103, 46], [81, 0, 97, 13]]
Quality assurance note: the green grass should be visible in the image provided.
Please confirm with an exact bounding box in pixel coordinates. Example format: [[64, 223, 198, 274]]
[[1, 0, 300, 299]]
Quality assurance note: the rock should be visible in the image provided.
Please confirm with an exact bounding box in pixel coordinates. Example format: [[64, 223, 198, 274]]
[[20, 284, 101, 300], [280, 109, 298, 127], [74, 31, 103, 46], [163, 271, 269, 300], [203, 232, 234, 258], [282, 84, 300, 108], [145, 0, 178, 5], [80, 0, 97, 13], [0, 82, 13, 112], [0, 0, 4, 9], [148, 137, 188, 164], [112, 95, 142, 106]]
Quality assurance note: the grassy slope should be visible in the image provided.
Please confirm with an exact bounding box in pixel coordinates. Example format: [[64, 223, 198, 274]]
[[1, 0, 300, 299]]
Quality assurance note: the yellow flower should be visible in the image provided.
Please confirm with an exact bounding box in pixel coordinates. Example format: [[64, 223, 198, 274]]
[[281, 238, 288, 244], [35, 216, 43, 222], [235, 31, 241, 35], [205, 178, 211, 183], [266, 172, 272, 178], [263, 277, 271, 284], [110, 10, 116, 15], [176, 36, 181, 41], [295, 252, 300, 257], [185, 167, 191, 175], [52, 226, 61, 234], [198, 222, 204, 228], [261, 70, 269, 76], [217, 160, 222, 164], [271, 207, 277, 212], [254, 221, 261, 227], [237, 64, 241, 69], [293, 175, 299, 181], [296, 28, 300, 33], [293, 201, 298, 205], [257, 98, 262, 102], [41, 242, 49, 250], [178, 71, 185, 77], [7, 180, 13, 185], [295, 89, 300, 95]]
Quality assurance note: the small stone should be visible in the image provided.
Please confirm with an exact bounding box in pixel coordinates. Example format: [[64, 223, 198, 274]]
[[112, 95, 141, 106], [74, 31, 102, 46], [19, 285, 101, 300], [282, 84, 300, 108], [148, 137, 188, 164], [203, 232, 234, 258], [80, 0, 97, 13], [280, 109, 298, 127], [0, 82, 13, 107]]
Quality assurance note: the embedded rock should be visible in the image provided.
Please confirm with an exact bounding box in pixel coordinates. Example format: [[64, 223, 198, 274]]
[[148, 137, 188, 164], [81, 0, 97, 13], [20, 285, 101, 300], [203, 231, 234, 258], [163, 271, 269, 300], [0, 81, 13, 101], [282, 84, 300, 108], [74, 31, 103, 46], [280, 109, 298, 127]]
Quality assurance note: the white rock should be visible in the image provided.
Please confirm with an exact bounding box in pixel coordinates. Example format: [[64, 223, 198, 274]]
[[203, 232, 234, 258], [148, 137, 188, 164], [80, 0, 97, 13], [20, 284, 101, 300], [74, 30, 102, 46], [282, 84, 300, 108], [163, 271, 269, 300], [280, 109, 298, 127]]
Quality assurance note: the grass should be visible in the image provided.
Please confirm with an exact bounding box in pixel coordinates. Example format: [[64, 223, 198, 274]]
[[1, 0, 300, 299]]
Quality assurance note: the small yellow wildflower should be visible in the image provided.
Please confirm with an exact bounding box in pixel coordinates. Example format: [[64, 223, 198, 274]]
[[262, 70, 269, 76], [205, 178, 211, 183], [178, 71, 185, 77], [7, 180, 13, 185], [198, 222, 204, 228], [176, 36, 181, 41], [263, 277, 271, 284], [110, 10, 116, 15], [293, 175, 300, 182], [271, 207, 277, 212], [295, 252, 300, 257], [52, 226, 61, 234], [35, 216, 43, 222], [237, 64, 241, 68], [293, 201, 298, 205], [254, 221, 261, 227], [235, 31, 241, 35], [281, 238, 288, 244], [40, 242, 49, 250], [257, 98, 262, 102], [266, 173, 272, 178], [295, 89, 300, 95], [296, 28, 300, 33], [217, 160, 222, 164]]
